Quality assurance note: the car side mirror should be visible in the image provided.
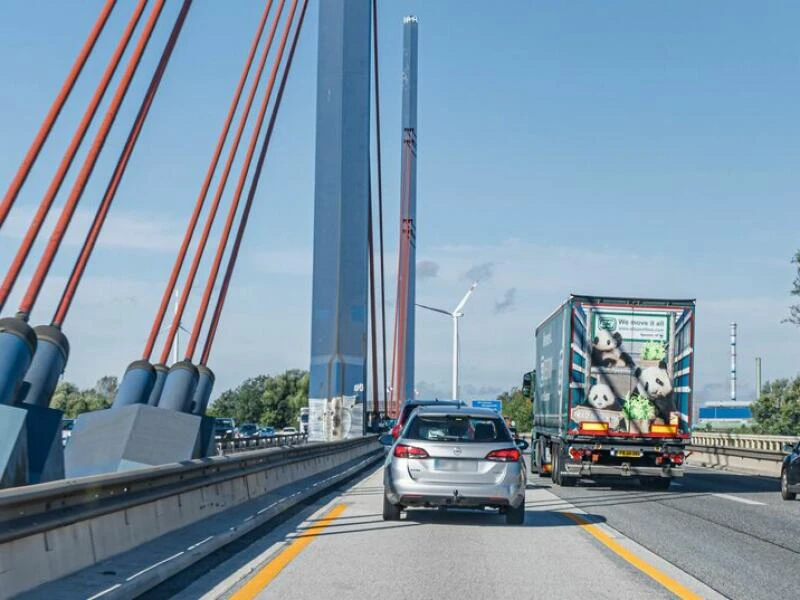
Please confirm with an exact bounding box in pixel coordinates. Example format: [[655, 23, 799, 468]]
[[378, 433, 394, 446], [783, 442, 796, 454], [515, 439, 530, 451]]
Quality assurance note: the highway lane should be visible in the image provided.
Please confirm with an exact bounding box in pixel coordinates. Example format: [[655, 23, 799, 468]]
[[175, 468, 722, 600], [546, 466, 800, 600]]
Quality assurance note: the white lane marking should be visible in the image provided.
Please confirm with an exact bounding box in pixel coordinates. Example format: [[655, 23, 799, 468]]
[[258, 502, 279, 515], [187, 536, 214, 551], [712, 493, 765, 506], [125, 551, 185, 581], [672, 482, 683, 487], [243, 515, 254, 523], [86, 584, 122, 600]]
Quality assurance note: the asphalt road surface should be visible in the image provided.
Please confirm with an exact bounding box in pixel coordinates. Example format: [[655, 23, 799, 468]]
[[148, 465, 787, 599]]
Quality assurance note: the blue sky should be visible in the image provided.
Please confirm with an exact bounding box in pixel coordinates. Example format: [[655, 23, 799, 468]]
[[1, 1, 798, 405]]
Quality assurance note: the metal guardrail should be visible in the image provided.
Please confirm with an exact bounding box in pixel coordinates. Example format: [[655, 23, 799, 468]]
[[0, 436, 370, 545], [216, 432, 307, 454], [687, 432, 799, 473], [690, 432, 798, 453]]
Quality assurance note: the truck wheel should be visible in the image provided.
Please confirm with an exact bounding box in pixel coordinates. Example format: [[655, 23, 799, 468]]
[[552, 446, 563, 486], [781, 469, 796, 501], [535, 438, 548, 477], [506, 502, 525, 525], [382, 495, 402, 521], [641, 477, 671, 491]]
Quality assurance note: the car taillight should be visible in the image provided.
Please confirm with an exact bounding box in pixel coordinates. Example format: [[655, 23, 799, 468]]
[[394, 444, 429, 459], [670, 453, 684, 465], [391, 423, 402, 439], [486, 448, 521, 462]]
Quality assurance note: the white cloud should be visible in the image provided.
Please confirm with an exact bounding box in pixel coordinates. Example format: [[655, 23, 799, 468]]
[[1, 205, 183, 252]]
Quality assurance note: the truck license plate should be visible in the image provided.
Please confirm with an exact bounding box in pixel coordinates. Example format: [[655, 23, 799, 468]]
[[617, 450, 642, 458]]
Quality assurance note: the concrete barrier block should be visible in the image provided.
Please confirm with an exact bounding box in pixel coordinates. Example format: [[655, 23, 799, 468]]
[[65, 404, 211, 478], [0, 404, 64, 488]]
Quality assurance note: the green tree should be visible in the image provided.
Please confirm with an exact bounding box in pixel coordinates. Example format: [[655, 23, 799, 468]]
[[750, 377, 800, 435], [786, 250, 800, 326], [50, 378, 113, 418], [207, 370, 309, 428], [498, 386, 533, 432]]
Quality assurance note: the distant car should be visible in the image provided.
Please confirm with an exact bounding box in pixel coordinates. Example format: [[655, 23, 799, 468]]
[[781, 441, 800, 501], [214, 418, 237, 441], [258, 426, 276, 437], [237, 423, 258, 438], [281, 427, 298, 435], [380, 406, 528, 525], [61, 418, 75, 446], [391, 400, 465, 440]]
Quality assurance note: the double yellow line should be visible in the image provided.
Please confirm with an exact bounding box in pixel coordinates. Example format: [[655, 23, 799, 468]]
[[231, 503, 348, 600]]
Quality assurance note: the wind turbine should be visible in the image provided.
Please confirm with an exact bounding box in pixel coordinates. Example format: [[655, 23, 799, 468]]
[[416, 281, 478, 400]]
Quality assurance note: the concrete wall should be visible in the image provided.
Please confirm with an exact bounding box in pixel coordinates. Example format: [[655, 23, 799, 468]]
[[0, 439, 380, 598]]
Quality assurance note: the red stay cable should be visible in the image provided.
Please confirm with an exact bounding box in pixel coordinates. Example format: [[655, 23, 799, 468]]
[[184, 0, 299, 363], [157, 0, 287, 365], [0, 0, 117, 228], [142, 0, 276, 360], [53, 1, 193, 328], [0, 0, 148, 314], [200, 0, 309, 365], [16, 0, 167, 319]]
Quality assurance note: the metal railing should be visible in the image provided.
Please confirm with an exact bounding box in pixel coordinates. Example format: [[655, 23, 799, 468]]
[[688, 432, 798, 468], [216, 432, 307, 454]]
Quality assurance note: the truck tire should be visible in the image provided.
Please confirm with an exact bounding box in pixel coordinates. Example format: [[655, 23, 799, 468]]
[[552, 445, 563, 486], [383, 495, 402, 521], [641, 477, 671, 491], [781, 469, 796, 501], [535, 438, 548, 477]]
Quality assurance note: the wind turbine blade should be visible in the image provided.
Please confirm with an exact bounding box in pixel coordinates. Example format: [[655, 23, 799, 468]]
[[415, 303, 452, 316], [453, 281, 478, 314]]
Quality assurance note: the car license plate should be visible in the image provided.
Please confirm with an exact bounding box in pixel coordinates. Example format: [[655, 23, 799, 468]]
[[617, 450, 642, 458], [435, 460, 478, 472]]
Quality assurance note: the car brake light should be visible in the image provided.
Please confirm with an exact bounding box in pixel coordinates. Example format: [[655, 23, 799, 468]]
[[568, 447, 583, 461], [394, 444, 429, 459], [486, 448, 521, 462], [670, 453, 684, 465]]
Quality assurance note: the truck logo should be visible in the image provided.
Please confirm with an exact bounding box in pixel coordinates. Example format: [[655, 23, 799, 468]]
[[598, 317, 617, 331]]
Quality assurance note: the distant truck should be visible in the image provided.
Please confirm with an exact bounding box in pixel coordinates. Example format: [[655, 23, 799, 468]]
[[298, 407, 309, 435], [523, 295, 695, 490]]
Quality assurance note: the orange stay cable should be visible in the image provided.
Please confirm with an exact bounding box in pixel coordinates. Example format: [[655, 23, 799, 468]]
[[0, 0, 117, 228], [142, 0, 276, 360], [16, 0, 167, 319]]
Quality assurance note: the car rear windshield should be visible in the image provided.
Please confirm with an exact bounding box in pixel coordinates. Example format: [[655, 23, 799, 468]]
[[405, 415, 511, 443]]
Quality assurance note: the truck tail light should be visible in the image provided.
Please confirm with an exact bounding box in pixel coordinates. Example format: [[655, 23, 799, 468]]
[[670, 453, 684, 465], [579, 422, 609, 434], [394, 444, 429, 459], [486, 448, 521, 462]]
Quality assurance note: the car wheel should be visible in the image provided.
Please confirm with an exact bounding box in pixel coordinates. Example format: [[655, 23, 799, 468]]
[[505, 502, 525, 525], [781, 469, 796, 501], [383, 495, 402, 521], [641, 477, 671, 491]]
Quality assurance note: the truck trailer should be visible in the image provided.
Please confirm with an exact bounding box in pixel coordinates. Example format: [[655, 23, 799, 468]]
[[524, 295, 695, 490]]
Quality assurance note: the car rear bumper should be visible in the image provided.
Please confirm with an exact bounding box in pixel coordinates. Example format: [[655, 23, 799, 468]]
[[564, 464, 684, 478], [384, 468, 525, 508]]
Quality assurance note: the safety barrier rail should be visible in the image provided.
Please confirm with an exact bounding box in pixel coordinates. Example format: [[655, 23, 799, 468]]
[[687, 432, 798, 476], [216, 432, 307, 454], [0, 436, 380, 598]]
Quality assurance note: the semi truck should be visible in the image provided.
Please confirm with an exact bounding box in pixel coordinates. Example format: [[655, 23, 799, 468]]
[[523, 295, 695, 490]]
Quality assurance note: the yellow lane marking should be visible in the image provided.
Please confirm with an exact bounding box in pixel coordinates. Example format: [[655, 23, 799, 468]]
[[560, 512, 702, 600], [231, 503, 348, 600]]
